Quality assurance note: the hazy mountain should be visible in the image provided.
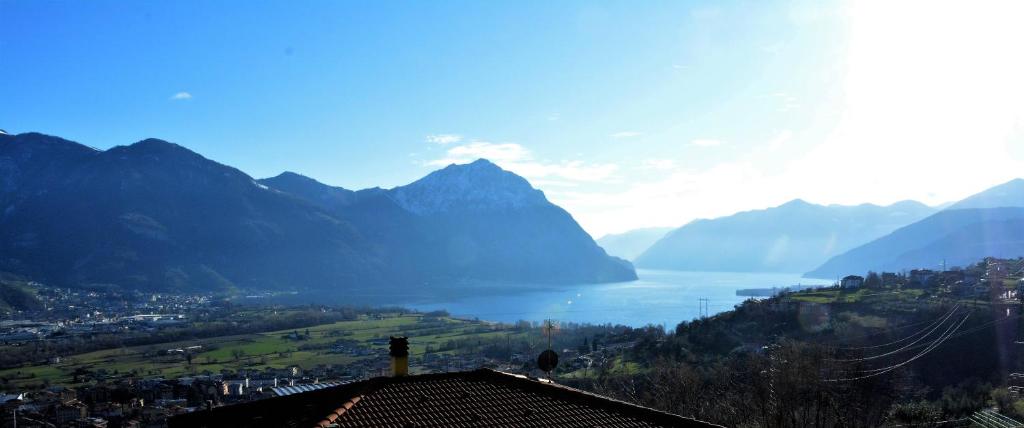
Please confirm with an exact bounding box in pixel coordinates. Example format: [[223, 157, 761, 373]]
[[0, 132, 634, 292], [806, 179, 1024, 277], [597, 227, 674, 261], [260, 160, 637, 285], [260, 171, 357, 208], [945, 178, 1024, 210], [0, 133, 384, 292], [634, 199, 936, 273]]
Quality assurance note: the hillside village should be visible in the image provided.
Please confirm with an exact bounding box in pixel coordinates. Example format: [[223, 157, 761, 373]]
[[0, 285, 649, 427], [831, 257, 1024, 298], [1, 256, 1023, 427]]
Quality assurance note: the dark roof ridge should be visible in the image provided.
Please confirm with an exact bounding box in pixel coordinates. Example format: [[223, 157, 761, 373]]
[[467, 369, 720, 427], [169, 369, 722, 428]]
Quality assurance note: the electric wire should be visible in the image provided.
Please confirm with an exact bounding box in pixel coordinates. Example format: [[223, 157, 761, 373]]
[[853, 311, 1024, 359], [825, 312, 970, 382], [830, 305, 961, 362], [835, 304, 961, 351], [883, 416, 971, 427], [854, 312, 970, 374]]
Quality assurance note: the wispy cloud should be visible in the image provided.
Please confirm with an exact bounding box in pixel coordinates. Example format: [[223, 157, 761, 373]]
[[690, 138, 723, 147], [425, 134, 462, 145], [429, 141, 529, 164], [426, 140, 618, 185], [514, 160, 620, 184], [170, 92, 192, 100], [611, 131, 642, 139]]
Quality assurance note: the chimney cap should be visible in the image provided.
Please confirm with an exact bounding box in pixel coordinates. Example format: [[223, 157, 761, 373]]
[[389, 336, 409, 357]]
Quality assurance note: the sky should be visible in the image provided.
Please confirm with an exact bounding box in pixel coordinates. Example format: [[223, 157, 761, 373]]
[[2, 0, 1023, 237]]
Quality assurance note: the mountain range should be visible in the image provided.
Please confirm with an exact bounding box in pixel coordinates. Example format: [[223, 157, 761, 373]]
[[596, 227, 673, 261], [259, 160, 636, 287], [4, 131, 1021, 292], [806, 178, 1024, 277], [0, 132, 635, 293], [634, 200, 937, 273]]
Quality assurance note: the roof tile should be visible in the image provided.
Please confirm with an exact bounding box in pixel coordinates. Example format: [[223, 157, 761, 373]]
[[169, 369, 720, 428]]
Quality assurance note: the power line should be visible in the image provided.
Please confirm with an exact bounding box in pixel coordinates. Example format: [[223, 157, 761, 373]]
[[826, 313, 970, 382], [864, 311, 1024, 358], [883, 416, 971, 427], [835, 304, 961, 351], [855, 313, 971, 374], [831, 305, 961, 362]]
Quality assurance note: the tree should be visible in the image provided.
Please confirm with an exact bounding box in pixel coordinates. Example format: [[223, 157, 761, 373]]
[[865, 271, 882, 289]]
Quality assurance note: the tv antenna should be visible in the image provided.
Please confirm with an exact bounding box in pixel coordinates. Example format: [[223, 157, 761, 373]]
[[537, 319, 559, 377]]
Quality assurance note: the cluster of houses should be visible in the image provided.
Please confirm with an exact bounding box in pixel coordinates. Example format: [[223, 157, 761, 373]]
[[837, 257, 1024, 298], [1, 347, 601, 428], [0, 315, 190, 348], [1, 283, 202, 349], [0, 365, 363, 427]]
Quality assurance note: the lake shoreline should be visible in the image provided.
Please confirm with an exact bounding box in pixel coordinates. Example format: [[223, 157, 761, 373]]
[[405, 270, 831, 328]]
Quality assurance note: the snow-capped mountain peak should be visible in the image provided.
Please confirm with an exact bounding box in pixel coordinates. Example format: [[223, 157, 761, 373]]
[[389, 159, 547, 214]]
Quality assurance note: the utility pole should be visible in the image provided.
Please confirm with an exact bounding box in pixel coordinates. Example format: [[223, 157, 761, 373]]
[[698, 298, 710, 318], [545, 319, 554, 350]]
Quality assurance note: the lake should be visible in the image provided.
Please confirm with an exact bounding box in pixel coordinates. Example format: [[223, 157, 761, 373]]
[[405, 270, 831, 328]]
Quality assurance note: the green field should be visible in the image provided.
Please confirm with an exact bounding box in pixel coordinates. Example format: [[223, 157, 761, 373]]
[[787, 288, 925, 304], [0, 314, 528, 389]]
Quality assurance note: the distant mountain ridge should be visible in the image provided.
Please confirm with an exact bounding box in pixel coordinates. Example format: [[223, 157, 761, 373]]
[[1, 133, 384, 292], [0, 132, 635, 293], [597, 227, 673, 261], [945, 178, 1024, 210], [260, 160, 635, 286], [806, 178, 1024, 277], [260, 171, 357, 208], [634, 199, 936, 273]]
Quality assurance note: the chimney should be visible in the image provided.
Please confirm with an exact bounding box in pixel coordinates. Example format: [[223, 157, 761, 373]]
[[389, 336, 409, 377]]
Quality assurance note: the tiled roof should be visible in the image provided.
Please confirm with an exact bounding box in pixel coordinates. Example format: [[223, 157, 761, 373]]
[[169, 369, 720, 428]]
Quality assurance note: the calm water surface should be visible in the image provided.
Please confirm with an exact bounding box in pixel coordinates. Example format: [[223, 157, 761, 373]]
[[407, 270, 830, 328]]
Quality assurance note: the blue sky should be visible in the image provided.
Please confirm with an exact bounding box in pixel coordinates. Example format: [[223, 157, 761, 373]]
[[3, 0, 1023, 236]]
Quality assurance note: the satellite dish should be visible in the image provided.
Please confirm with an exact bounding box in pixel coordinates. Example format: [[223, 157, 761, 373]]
[[537, 349, 559, 373]]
